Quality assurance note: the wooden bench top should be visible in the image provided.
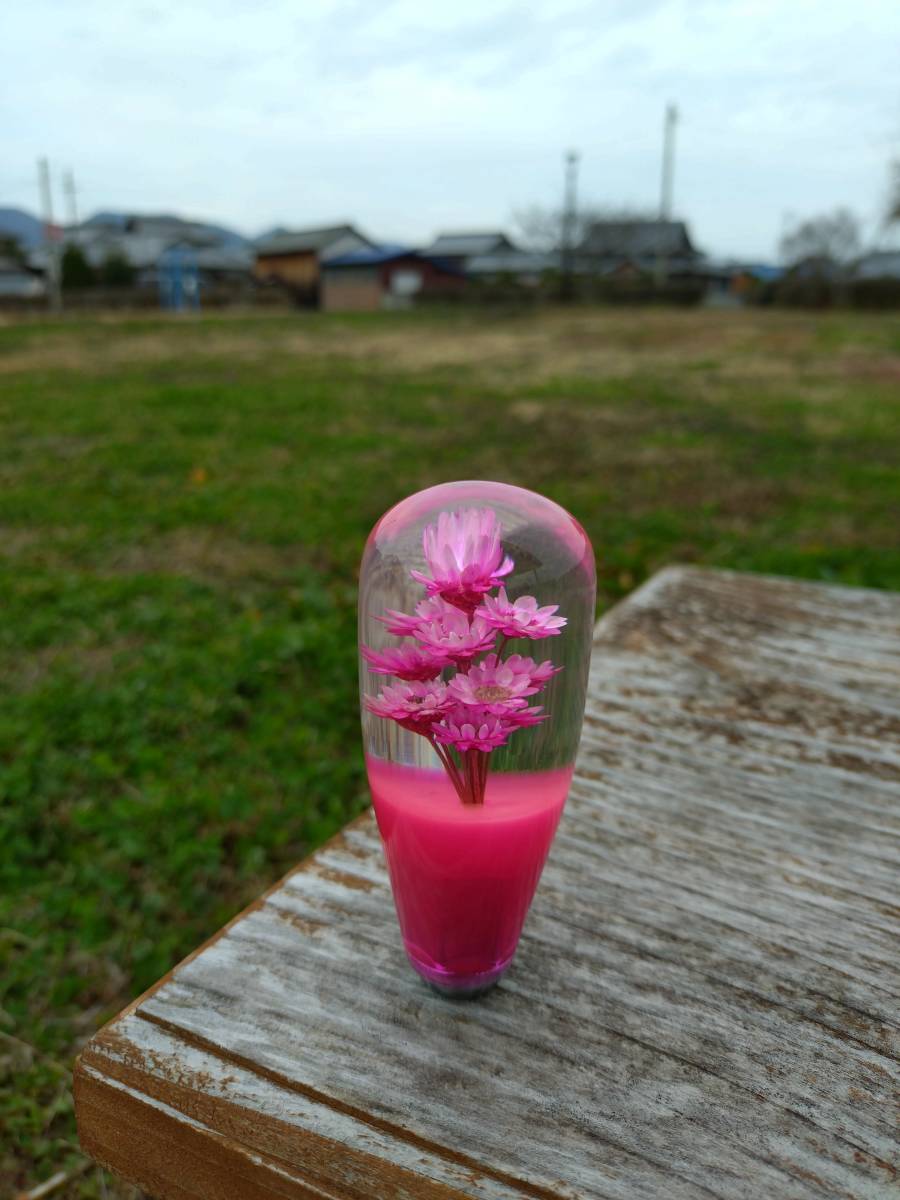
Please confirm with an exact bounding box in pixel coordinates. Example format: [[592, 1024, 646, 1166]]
[[75, 566, 900, 1199]]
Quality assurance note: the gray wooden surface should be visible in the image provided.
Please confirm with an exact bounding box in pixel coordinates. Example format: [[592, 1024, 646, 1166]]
[[75, 566, 900, 1199]]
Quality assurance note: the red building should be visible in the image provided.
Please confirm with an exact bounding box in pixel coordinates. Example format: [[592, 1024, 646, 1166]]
[[320, 245, 465, 311]]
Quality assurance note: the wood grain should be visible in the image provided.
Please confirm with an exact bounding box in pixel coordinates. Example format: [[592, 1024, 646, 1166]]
[[75, 567, 900, 1199]]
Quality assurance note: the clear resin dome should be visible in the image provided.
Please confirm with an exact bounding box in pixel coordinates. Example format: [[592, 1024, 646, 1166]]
[[359, 480, 596, 995]]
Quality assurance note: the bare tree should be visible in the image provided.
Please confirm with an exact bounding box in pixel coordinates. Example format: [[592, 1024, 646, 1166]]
[[779, 208, 861, 269], [887, 161, 900, 225], [512, 204, 657, 253]]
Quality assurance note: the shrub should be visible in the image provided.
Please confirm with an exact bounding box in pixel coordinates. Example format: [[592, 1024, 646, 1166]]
[[61, 244, 95, 288]]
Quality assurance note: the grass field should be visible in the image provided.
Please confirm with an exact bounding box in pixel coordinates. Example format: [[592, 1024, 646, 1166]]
[[2, 306, 899, 1196]]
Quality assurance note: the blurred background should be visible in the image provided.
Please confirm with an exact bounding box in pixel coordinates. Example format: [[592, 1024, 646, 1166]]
[[1, 2, 899, 1196]]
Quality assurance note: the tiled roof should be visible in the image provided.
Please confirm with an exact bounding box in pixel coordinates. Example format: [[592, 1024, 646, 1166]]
[[423, 232, 516, 257], [579, 220, 698, 258], [255, 225, 369, 256], [324, 244, 413, 267]]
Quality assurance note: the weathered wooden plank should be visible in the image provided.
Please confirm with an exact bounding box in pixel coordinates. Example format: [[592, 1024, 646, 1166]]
[[279, 828, 900, 1001], [78, 1016, 531, 1200], [139, 858, 898, 1162], [76, 567, 900, 1199], [569, 769, 900, 888]]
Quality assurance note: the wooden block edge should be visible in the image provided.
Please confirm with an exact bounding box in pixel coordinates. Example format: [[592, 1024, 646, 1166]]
[[73, 1057, 342, 1200]]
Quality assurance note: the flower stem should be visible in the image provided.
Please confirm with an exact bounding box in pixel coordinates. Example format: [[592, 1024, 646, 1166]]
[[464, 747, 487, 805], [429, 735, 468, 803]]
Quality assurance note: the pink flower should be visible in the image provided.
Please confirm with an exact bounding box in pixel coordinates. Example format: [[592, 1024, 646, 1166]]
[[434, 702, 547, 752], [377, 609, 422, 637], [361, 643, 444, 682], [447, 653, 560, 713], [500, 704, 547, 730], [364, 680, 450, 731], [411, 507, 514, 613], [415, 608, 497, 665], [434, 707, 512, 752], [476, 587, 567, 639], [377, 596, 451, 637], [506, 653, 560, 689]]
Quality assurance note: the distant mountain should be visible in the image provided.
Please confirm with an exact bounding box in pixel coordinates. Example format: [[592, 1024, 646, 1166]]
[[0, 207, 43, 250], [0, 206, 254, 251], [82, 211, 250, 248]]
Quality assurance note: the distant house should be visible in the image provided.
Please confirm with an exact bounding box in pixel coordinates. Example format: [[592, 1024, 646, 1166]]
[[782, 255, 841, 282], [0, 254, 45, 299], [710, 262, 783, 307], [46, 213, 254, 296], [578, 219, 701, 275], [254, 224, 374, 306], [846, 250, 900, 308], [421, 231, 517, 272], [320, 245, 464, 312], [853, 251, 900, 281], [466, 249, 559, 286], [734, 263, 784, 284]]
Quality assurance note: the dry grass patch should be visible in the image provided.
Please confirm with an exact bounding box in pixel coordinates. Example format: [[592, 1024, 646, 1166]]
[[100, 528, 314, 583], [1, 636, 141, 694]]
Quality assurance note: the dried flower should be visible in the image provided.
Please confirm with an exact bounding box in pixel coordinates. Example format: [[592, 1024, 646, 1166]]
[[364, 680, 450, 731], [363, 504, 563, 804], [434, 703, 547, 752], [377, 596, 451, 637], [447, 653, 559, 713], [361, 643, 444, 682], [499, 704, 547, 730], [411, 507, 514, 613], [434, 708, 513, 752], [415, 608, 497, 665], [477, 587, 567, 639]]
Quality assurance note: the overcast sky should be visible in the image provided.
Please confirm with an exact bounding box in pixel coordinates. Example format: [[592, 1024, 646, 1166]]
[[3, 0, 898, 258]]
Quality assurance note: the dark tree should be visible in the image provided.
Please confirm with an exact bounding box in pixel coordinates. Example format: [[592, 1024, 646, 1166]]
[[99, 251, 136, 287], [61, 244, 95, 288], [0, 236, 28, 267]]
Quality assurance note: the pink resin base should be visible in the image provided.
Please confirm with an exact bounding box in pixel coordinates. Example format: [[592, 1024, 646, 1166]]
[[366, 757, 572, 995]]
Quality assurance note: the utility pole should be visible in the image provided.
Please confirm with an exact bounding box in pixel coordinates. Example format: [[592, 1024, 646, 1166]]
[[655, 103, 678, 290], [659, 102, 678, 220], [560, 149, 580, 302], [63, 169, 79, 227], [38, 157, 63, 313]]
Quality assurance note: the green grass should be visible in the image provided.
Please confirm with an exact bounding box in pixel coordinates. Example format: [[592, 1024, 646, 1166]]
[[1, 306, 899, 1196]]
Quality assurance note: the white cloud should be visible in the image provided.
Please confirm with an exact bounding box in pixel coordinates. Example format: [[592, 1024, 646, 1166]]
[[2, 0, 898, 257]]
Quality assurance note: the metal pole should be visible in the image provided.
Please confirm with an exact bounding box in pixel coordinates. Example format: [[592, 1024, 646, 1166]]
[[660, 103, 678, 220], [655, 104, 678, 290], [63, 169, 79, 227], [38, 157, 62, 313], [561, 149, 579, 302]]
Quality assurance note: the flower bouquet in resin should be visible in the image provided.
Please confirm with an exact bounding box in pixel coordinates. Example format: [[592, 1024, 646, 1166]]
[[360, 482, 595, 996]]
